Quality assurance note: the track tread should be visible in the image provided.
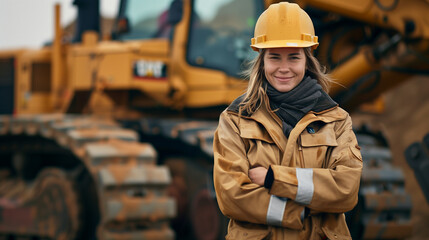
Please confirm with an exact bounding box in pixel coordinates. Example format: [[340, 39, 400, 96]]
[[0, 114, 176, 240]]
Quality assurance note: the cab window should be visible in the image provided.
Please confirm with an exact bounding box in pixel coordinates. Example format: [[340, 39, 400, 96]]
[[187, 0, 263, 77], [115, 0, 174, 40]]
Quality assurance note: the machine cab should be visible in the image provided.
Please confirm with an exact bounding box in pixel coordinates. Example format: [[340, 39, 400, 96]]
[[113, 0, 264, 108]]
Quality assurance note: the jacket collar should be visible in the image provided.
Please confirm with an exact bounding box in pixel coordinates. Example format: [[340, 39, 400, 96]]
[[226, 93, 347, 154]]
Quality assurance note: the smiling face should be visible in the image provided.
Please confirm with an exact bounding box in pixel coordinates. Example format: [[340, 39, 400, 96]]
[[263, 48, 306, 92]]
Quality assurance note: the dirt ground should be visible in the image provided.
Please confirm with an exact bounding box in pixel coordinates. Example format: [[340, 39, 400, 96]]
[[351, 76, 429, 240]]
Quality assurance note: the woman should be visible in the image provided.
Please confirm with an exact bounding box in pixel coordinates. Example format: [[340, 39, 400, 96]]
[[213, 2, 362, 239]]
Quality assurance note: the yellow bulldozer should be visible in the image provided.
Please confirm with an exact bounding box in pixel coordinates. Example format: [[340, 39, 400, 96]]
[[0, 0, 428, 239]]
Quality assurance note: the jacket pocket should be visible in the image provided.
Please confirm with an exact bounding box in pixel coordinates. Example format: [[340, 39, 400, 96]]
[[240, 121, 281, 167], [300, 124, 338, 147], [299, 125, 338, 168], [240, 122, 274, 144], [226, 221, 271, 240]]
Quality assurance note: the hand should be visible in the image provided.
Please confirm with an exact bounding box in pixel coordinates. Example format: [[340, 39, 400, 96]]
[[249, 167, 268, 186]]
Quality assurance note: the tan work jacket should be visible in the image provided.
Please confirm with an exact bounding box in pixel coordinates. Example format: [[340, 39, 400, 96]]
[[213, 94, 363, 240]]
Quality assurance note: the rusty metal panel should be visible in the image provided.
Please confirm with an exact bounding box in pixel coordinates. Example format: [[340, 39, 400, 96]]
[[98, 165, 171, 187], [67, 128, 138, 148], [85, 139, 157, 166], [104, 196, 175, 222], [49, 116, 121, 146], [50, 116, 119, 135]]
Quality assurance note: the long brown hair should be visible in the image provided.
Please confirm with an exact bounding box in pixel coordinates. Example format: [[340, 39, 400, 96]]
[[239, 47, 332, 116]]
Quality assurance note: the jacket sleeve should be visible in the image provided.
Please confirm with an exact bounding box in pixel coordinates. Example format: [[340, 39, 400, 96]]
[[268, 115, 363, 213], [213, 111, 305, 229]]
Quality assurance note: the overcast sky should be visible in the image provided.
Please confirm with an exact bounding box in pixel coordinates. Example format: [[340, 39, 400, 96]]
[[0, 0, 120, 50]]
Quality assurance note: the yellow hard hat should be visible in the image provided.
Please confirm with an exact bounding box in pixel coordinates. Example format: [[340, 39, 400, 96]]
[[251, 2, 319, 51]]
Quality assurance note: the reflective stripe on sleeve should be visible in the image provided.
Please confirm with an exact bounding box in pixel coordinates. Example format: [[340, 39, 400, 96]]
[[266, 195, 287, 226], [295, 168, 314, 205]]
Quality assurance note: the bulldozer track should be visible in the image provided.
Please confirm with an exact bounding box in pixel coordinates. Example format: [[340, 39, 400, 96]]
[[348, 132, 413, 239], [0, 114, 176, 240]]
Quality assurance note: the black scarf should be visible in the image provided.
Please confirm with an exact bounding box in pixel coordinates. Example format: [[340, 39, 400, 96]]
[[266, 76, 337, 137]]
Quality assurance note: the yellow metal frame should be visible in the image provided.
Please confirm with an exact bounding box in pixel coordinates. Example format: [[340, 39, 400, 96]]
[[4, 0, 429, 116]]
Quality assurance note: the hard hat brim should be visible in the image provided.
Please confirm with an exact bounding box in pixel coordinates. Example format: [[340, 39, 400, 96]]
[[251, 40, 319, 52]]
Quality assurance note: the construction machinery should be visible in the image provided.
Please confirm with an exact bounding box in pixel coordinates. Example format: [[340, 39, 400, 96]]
[[0, 0, 428, 239]]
